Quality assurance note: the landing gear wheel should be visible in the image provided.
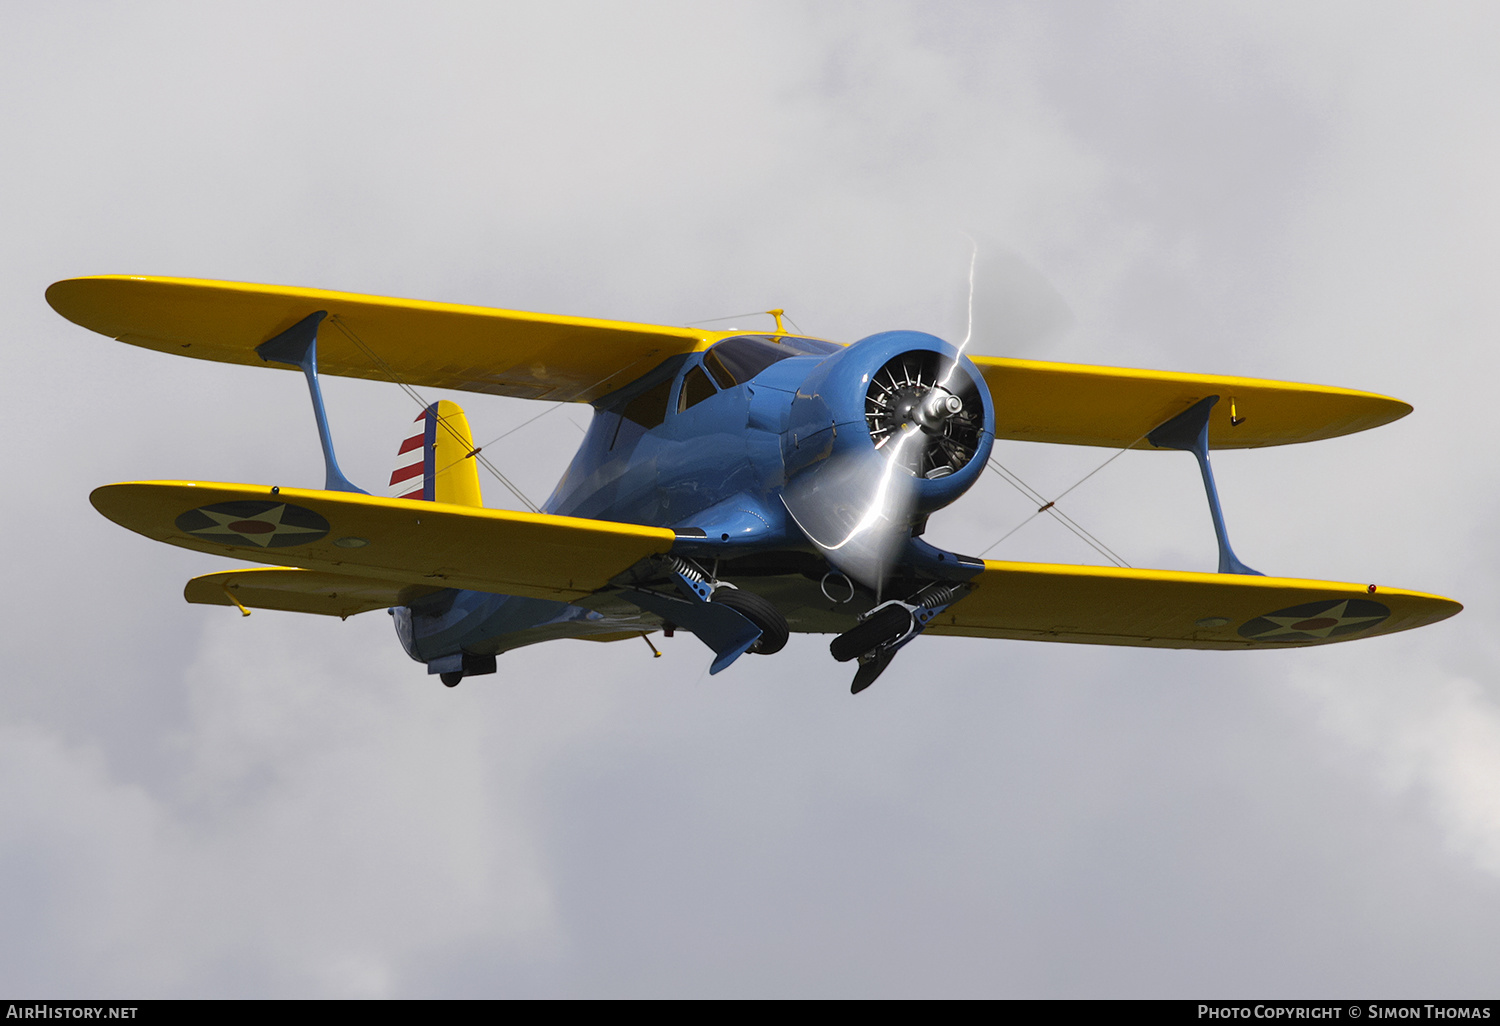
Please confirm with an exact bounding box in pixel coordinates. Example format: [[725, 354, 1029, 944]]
[[830, 604, 913, 663], [440, 672, 462, 687], [710, 588, 789, 655]]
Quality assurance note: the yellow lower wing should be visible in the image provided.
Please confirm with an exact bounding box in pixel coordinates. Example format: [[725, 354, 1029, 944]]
[[92, 482, 676, 600], [928, 560, 1460, 649], [48, 276, 710, 403], [972, 356, 1411, 449], [185, 567, 441, 618]]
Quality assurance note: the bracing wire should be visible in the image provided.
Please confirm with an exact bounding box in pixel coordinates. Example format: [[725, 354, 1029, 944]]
[[426, 348, 665, 483], [331, 316, 657, 508], [476, 403, 563, 449], [428, 402, 565, 481], [980, 458, 1129, 567], [429, 403, 566, 480], [1045, 429, 1151, 509], [328, 315, 540, 513], [684, 310, 777, 327], [686, 309, 811, 333], [976, 430, 1154, 568]]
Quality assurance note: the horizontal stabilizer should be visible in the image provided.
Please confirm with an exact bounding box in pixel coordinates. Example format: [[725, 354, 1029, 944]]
[[973, 356, 1411, 449], [47, 276, 710, 403], [186, 567, 442, 618], [92, 481, 677, 601], [927, 560, 1460, 650]]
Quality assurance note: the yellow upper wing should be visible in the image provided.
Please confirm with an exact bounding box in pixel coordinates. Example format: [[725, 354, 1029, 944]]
[[973, 356, 1411, 449], [48, 276, 1411, 447], [91, 481, 676, 600], [928, 560, 1460, 650], [47, 276, 712, 403]]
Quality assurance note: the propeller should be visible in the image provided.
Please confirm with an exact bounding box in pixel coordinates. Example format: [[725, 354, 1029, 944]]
[[781, 347, 987, 596], [781, 245, 1004, 689], [952, 240, 1075, 360]]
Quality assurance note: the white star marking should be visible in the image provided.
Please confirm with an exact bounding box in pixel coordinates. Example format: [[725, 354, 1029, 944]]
[[185, 504, 326, 548], [1249, 600, 1386, 640]]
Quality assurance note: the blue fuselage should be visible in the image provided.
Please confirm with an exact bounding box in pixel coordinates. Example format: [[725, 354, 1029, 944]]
[[396, 330, 996, 670]]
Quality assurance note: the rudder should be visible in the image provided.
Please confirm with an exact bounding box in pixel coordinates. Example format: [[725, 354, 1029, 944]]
[[390, 400, 484, 506]]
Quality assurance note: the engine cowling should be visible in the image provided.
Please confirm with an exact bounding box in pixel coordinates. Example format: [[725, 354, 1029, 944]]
[[780, 330, 995, 587]]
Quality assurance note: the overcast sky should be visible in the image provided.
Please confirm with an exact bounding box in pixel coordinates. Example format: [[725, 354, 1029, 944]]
[[3, 1, 1498, 998]]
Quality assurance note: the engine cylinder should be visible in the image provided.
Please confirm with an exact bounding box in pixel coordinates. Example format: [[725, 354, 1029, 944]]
[[783, 330, 994, 515]]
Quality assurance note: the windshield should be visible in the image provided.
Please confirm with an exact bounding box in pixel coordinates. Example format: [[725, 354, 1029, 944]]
[[702, 335, 840, 389]]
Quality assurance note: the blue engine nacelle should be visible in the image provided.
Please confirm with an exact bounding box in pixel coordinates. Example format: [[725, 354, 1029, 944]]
[[783, 330, 995, 517]]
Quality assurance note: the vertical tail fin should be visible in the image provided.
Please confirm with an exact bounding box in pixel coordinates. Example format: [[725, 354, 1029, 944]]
[[389, 400, 484, 507]]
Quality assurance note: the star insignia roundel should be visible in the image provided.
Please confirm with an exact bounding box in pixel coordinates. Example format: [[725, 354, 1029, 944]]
[[174, 501, 330, 548], [1238, 598, 1389, 643]]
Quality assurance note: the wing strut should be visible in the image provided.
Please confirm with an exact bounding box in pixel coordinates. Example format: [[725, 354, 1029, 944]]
[[1148, 396, 1261, 576], [255, 311, 368, 494]]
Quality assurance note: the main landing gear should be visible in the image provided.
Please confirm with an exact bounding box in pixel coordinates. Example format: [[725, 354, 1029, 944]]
[[618, 555, 790, 675], [830, 582, 967, 694], [711, 587, 789, 655]]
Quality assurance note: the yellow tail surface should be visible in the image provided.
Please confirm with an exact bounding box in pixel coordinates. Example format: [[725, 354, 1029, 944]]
[[390, 399, 484, 507]]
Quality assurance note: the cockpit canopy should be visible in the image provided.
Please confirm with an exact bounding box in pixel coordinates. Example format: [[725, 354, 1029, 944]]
[[700, 334, 841, 389], [614, 334, 842, 429]]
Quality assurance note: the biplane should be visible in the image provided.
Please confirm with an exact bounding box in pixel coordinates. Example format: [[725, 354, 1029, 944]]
[[46, 276, 1461, 693]]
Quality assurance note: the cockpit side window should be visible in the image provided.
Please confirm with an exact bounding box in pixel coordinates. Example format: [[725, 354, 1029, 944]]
[[619, 376, 674, 429], [702, 335, 840, 389], [677, 365, 718, 413]]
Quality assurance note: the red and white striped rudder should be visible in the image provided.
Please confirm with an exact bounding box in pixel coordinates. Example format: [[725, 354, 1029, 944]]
[[389, 400, 483, 506]]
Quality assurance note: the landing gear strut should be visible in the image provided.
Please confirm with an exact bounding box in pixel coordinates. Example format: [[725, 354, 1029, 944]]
[[830, 582, 967, 694], [616, 555, 790, 675]]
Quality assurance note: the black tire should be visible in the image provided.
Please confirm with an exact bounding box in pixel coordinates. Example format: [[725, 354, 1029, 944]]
[[711, 588, 789, 655], [440, 672, 462, 687], [830, 604, 912, 663]]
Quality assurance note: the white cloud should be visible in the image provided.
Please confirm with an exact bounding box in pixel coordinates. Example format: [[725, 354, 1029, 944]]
[[1292, 660, 1500, 880]]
